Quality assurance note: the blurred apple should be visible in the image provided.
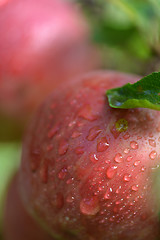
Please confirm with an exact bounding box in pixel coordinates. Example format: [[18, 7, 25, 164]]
[[3, 173, 54, 240], [0, 0, 98, 140]]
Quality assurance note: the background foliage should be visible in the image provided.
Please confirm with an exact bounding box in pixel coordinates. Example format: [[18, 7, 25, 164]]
[[77, 0, 160, 75]]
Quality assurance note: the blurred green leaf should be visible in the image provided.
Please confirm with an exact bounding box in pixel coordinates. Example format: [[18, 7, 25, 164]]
[[0, 142, 21, 230], [77, 0, 160, 74]]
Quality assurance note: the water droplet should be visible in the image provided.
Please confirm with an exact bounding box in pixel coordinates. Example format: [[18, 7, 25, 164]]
[[78, 104, 98, 121], [77, 121, 84, 127], [110, 125, 120, 139], [90, 153, 99, 163], [48, 123, 60, 138], [137, 136, 142, 140], [46, 143, 53, 152], [149, 132, 153, 138], [87, 126, 102, 141], [123, 132, 130, 140], [113, 206, 119, 213], [116, 186, 121, 194], [66, 194, 75, 203], [58, 167, 68, 180], [126, 156, 133, 162], [109, 216, 115, 222], [114, 153, 123, 163], [66, 177, 74, 184], [51, 192, 64, 209], [124, 148, 130, 154], [104, 187, 113, 199], [123, 174, 131, 182], [115, 200, 121, 205], [80, 196, 100, 215], [134, 160, 141, 166], [98, 185, 105, 191], [106, 166, 117, 179], [126, 194, 131, 199], [30, 148, 41, 172], [132, 185, 139, 191], [75, 146, 84, 155], [97, 137, 109, 152], [129, 201, 134, 206], [58, 139, 69, 155], [71, 130, 81, 138], [149, 150, 157, 160], [141, 166, 146, 172], [134, 196, 139, 202], [149, 139, 156, 147], [39, 160, 48, 184], [130, 141, 138, 150], [68, 120, 76, 127]]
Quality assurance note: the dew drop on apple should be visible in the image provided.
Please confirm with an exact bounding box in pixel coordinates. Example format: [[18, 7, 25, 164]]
[[134, 160, 141, 166], [48, 123, 60, 138], [71, 130, 81, 138], [97, 137, 109, 152], [104, 187, 112, 199], [66, 177, 74, 184], [66, 194, 75, 203], [109, 216, 115, 222], [68, 120, 76, 127], [58, 139, 69, 155], [130, 141, 138, 150], [30, 148, 41, 172], [90, 153, 99, 163], [87, 126, 101, 141], [58, 167, 68, 180], [75, 146, 84, 155], [113, 206, 119, 213], [46, 143, 53, 152], [124, 148, 130, 154], [141, 166, 146, 172], [80, 196, 100, 215], [106, 166, 117, 179], [114, 153, 123, 163], [51, 192, 64, 210], [116, 185, 122, 194], [149, 150, 157, 160], [131, 185, 139, 191], [78, 104, 98, 121], [39, 161, 48, 184], [115, 200, 121, 205], [123, 174, 131, 182], [126, 156, 133, 162], [123, 132, 130, 140], [149, 139, 156, 147]]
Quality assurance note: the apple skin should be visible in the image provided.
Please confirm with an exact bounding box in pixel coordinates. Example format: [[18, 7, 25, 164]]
[[19, 70, 160, 240], [0, 0, 97, 123], [3, 173, 54, 240]]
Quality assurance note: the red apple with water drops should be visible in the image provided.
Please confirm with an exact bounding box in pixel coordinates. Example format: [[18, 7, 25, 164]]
[[0, 0, 97, 123], [19, 71, 160, 240]]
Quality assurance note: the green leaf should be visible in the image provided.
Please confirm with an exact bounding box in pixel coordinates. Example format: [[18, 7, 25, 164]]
[[0, 142, 21, 230], [106, 72, 160, 110]]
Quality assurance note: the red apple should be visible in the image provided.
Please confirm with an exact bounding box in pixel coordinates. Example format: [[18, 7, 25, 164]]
[[3, 174, 54, 240], [19, 71, 160, 240], [0, 0, 97, 123]]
